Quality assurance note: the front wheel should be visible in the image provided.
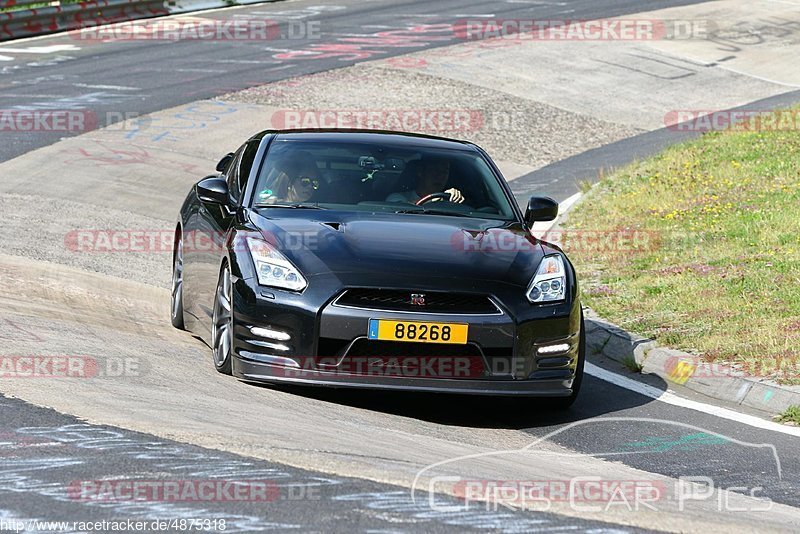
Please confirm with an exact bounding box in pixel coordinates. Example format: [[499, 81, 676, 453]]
[[170, 233, 185, 330], [211, 263, 234, 375], [543, 311, 585, 410]]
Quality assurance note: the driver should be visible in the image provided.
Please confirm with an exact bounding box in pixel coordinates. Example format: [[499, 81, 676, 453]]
[[386, 157, 464, 204]]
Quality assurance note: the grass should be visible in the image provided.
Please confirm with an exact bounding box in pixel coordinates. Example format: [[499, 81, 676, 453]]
[[564, 109, 800, 385], [1, 0, 86, 13], [621, 355, 643, 373], [775, 406, 800, 425], [2, 2, 53, 13]]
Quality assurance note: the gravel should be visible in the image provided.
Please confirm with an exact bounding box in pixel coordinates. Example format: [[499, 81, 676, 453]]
[[223, 62, 641, 170]]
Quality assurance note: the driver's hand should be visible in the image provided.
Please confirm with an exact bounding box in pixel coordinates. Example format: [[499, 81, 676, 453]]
[[445, 188, 464, 204]]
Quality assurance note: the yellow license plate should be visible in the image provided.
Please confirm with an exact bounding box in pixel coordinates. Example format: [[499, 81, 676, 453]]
[[367, 319, 468, 344]]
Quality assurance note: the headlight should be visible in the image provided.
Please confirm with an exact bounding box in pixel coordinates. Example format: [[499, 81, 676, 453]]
[[246, 237, 307, 291], [526, 254, 566, 303]]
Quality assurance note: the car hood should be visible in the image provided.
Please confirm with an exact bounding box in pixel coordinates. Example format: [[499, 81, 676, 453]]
[[248, 209, 545, 289]]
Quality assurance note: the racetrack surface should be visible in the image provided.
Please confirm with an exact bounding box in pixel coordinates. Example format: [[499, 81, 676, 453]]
[[1, 395, 652, 533], [1, 0, 709, 162], [2, 0, 800, 531]]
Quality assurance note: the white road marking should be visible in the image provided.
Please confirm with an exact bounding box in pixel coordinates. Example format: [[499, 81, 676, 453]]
[[174, 68, 226, 73], [586, 362, 800, 438], [530, 192, 582, 237], [0, 56, 12, 62], [73, 83, 140, 91], [556, 191, 582, 215], [713, 63, 800, 89], [0, 45, 80, 54], [0, 94, 78, 98], [215, 59, 274, 64]]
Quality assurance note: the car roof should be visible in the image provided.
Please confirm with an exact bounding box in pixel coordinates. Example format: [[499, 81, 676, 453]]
[[261, 129, 481, 151]]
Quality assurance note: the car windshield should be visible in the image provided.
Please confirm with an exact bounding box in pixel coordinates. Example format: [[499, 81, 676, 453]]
[[250, 139, 517, 220]]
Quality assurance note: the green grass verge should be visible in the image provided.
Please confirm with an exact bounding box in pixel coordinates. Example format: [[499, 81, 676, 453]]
[[1, 0, 84, 14], [775, 405, 800, 425], [621, 355, 643, 374], [565, 109, 800, 385]]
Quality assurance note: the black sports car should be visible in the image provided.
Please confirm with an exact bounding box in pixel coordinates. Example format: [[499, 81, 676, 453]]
[[172, 130, 584, 407]]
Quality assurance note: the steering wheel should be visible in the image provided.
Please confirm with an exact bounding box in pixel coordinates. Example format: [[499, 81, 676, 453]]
[[415, 192, 451, 206]]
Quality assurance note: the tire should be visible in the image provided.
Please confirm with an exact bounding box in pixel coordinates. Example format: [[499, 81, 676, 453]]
[[170, 232, 186, 330], [211, 262, 234, 375], [543, 311, 586, 410]]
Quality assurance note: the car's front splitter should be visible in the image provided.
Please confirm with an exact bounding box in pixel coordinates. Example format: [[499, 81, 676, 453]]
[[231, 356, 575, 397]]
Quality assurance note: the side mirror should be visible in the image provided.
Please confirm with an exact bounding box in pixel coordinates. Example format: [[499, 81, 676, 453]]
[[524, 196, 559, 226], [197, 176, 229, 204], [216, 152, 235, 173]]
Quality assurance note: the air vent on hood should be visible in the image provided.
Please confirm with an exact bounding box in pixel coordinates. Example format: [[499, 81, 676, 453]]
[[321, 222, 343, 232]]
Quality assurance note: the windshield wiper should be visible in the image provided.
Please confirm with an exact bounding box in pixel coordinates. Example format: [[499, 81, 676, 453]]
[[254, 203, 328, 209], [394, 208, 472, 218]]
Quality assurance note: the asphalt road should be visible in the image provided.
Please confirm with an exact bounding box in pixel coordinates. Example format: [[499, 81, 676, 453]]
[[2, 355, 798, 530], [2, 0, 800, 532], [284, 355, 800, 509], [1, 0, 708, 162], [0, 394, 646, 533]]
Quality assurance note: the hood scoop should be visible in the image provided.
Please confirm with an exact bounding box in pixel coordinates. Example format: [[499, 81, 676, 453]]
[[321, 222, 344, 232], [461, 229, 483, 239]]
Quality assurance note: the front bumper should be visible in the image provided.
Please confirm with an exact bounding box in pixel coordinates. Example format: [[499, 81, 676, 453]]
[[229, 277, 582, 396], [232, 363, 575, 396]]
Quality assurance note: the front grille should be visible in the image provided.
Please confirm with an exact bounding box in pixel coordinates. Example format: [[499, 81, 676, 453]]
[[342, 339, 486, 379], [336, 289, 498, 314]]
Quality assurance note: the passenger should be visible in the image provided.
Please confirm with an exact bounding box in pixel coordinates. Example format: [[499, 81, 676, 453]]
[[258, 156, 320, 204], [286, 173, 318, 203]]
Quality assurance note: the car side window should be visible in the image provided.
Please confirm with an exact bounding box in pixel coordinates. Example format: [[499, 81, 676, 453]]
[[238, 140, 260, 197], [225, 141, 259, 206], [226, 146, 245, 204]]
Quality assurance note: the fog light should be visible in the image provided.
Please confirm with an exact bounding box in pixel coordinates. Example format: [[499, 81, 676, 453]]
[[250, 326, 291, 342], [240, 352, 299, 368], [248, 339, 291, 352], [537, 343, 570, 355]]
